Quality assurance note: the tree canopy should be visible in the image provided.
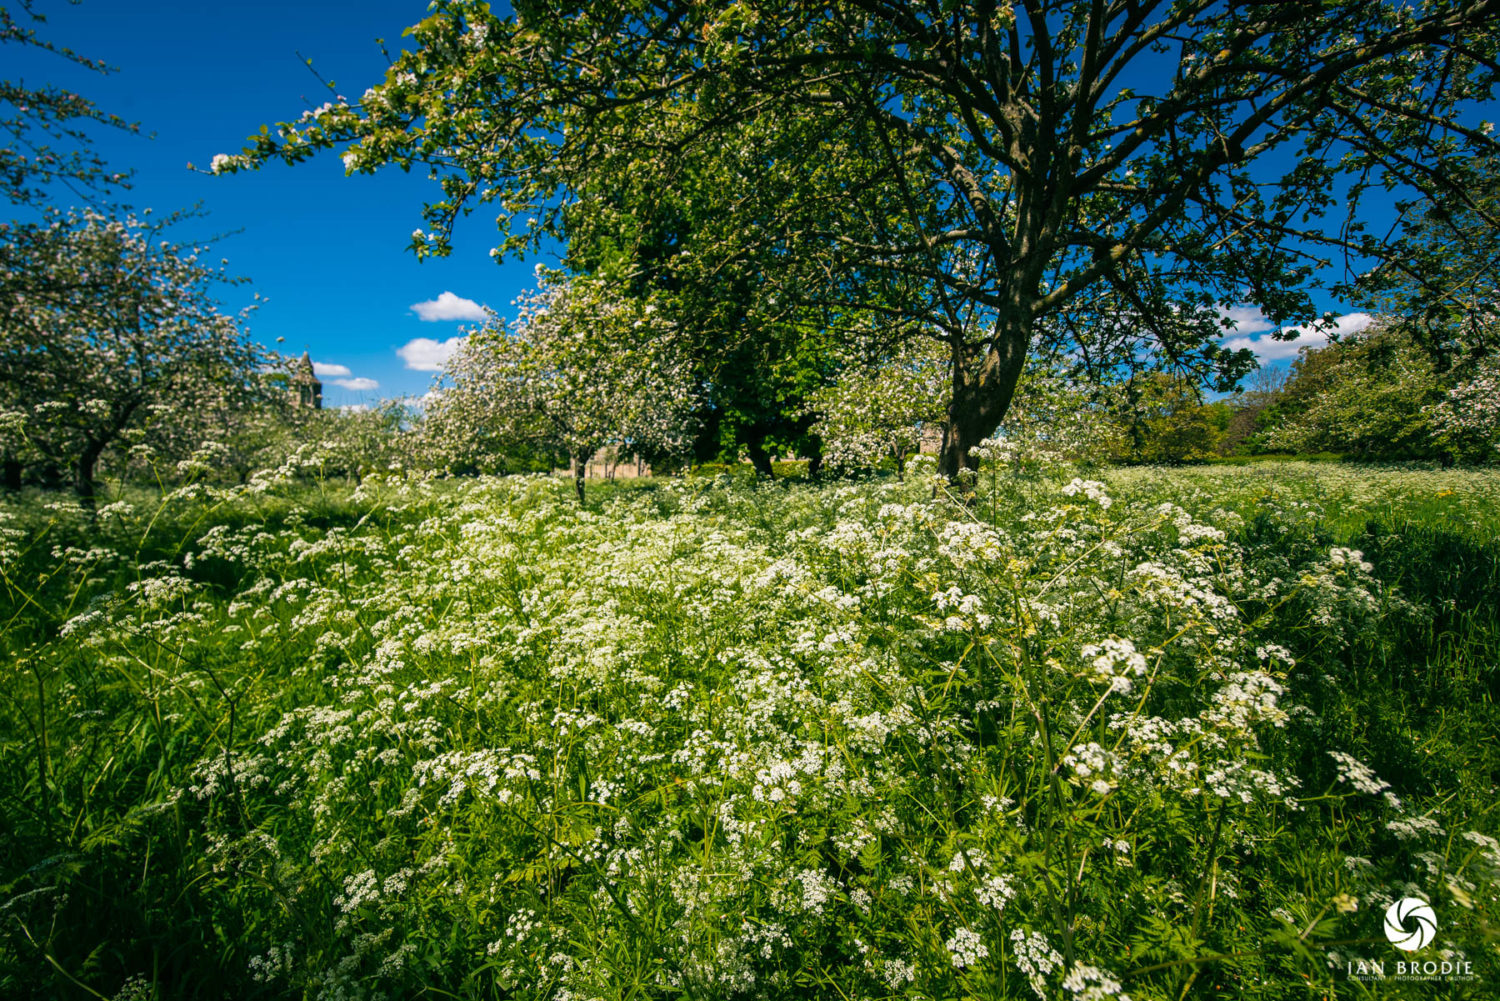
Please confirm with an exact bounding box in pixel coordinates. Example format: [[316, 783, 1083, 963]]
[[1357, 157, 1500, 368], [560, 145, 844, 475], [1251, 321, 1500, 463], [424, 271, 699, 500], [226, 0, 1500, 474]]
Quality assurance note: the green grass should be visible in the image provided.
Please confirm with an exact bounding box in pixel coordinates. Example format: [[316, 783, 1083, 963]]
[[1205, 452, 1346, 466], [0, 463, 1496, 1000]]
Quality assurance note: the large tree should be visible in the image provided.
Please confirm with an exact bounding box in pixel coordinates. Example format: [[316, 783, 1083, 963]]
[[1259, 322, 1441, 459], [224, 0, 1500, 475], [0, 210, 265, 501], [559, 137, 844, 476]]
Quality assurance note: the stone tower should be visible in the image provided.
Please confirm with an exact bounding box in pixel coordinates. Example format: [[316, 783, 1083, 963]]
[[292, 351, 323, 410]]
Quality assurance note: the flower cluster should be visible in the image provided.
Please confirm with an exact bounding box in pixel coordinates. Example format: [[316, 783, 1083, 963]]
[[6, 458, 1497, 998]]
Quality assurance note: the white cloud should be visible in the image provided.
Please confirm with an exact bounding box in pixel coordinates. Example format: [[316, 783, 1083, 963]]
[[411, 291, 487, 322], [1217, 305, 1275, 335], [313, 361, 352, 377], [397, 336, 466, 371], [1222, 312, 1373, 363], [330, 376, 380, 391]]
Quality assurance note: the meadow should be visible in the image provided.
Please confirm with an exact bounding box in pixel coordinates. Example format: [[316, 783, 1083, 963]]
[[0, 459, 1496, 1000]]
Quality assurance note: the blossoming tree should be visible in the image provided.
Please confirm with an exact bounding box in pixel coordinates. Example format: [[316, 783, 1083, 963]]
[[1428, 358, 1500, 463], [0, 210, 265, 501], [424, 272, 698, 501], [808, 340, 948, 477]]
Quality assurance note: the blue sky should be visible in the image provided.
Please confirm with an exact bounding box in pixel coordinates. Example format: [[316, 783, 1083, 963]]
[[11, 0, 1395, 405], [10, 0, 534, 406]]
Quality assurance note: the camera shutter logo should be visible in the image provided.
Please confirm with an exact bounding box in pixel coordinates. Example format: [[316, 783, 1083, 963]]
[[1383, 898, 1437, 951]]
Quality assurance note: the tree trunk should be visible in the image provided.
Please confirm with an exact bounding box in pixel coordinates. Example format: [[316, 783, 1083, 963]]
[[74, 442, 105, 509], [745, 435, 774, 478], [938, 319, 1030, 480], [572, 452, 592, 503]]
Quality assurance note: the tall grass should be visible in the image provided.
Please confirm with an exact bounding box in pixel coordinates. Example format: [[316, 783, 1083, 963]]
[[0, 463, 1495, 999]]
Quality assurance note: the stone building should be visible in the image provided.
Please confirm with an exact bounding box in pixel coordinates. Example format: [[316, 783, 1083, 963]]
[[291, 351, 322, 410]]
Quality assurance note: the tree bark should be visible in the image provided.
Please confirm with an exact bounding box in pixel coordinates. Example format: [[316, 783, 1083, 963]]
[[572, 451, 593, 503], [744, 435, 774, 478], [74, 441, 105, 509], [938, 318, 1031, 480], [803, 430, 823, 479]]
